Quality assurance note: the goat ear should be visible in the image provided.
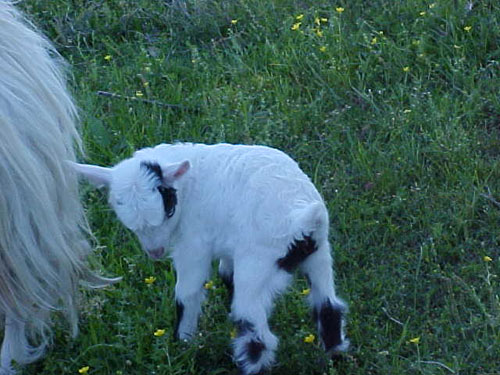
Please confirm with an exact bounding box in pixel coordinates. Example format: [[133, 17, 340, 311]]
[[162, 160, 190, 182], [69, 162, 112, 188]]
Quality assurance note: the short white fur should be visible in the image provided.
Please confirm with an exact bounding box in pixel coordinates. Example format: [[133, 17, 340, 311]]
[[75, 142, 349, 374]]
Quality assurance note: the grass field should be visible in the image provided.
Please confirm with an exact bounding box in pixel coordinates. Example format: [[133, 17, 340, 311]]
[[17, 0, 499, 374]]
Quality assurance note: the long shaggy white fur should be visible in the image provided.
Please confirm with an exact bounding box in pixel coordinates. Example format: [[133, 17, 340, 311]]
[[0, 2, 117, 373], [75, 142, 349, 375]]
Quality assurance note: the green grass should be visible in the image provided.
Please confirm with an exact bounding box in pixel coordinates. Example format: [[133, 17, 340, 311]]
[[17, 0, 500, 374]]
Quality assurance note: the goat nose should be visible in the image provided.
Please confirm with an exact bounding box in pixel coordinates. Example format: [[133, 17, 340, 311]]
[[147, 247, 165, 260]]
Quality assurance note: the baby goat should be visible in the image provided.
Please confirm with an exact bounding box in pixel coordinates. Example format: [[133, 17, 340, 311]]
[[74, 143, 348, 374]]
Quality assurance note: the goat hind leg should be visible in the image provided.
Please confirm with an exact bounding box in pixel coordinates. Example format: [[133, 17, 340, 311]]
[[300, 242, 349, 354]]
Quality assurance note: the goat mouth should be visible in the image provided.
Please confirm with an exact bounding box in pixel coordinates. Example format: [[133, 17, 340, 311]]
[[147, 247, 165, 260]]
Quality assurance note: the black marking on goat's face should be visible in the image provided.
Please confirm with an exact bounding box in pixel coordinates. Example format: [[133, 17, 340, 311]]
[[277, 234, 318, 272], [141, 161, 178, 219], [142, 161, 163, 181], [173, 301, 184, 339], [158, 186, 177, 218], [314, 300, 345, 352]]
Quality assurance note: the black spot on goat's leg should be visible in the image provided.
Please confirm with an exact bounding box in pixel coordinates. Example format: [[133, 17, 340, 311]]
[[277, 234, 318, 272], [314, 300, 345, 352], [247, 339, 265, 363], [173, 301, 184, 340]]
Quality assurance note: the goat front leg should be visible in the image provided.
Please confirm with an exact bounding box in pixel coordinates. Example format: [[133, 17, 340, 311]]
[[172, 250, 211, 341], [231, 255, 292, 375]]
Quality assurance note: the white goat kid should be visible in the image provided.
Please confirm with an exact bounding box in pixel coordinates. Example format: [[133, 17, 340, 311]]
[[0, 3, 117, 374], [74, 143, 348, 374]]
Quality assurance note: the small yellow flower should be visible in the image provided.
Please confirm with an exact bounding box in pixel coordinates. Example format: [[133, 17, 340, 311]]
[[204, 280, 214, 289], [403, 66, 410, 72], [319, 46, 327, 52], [231, 19, 238, 25], [104, 55, 112, 61], [429, 3, 436, 9], [464, 26, 472, 32], [484, 256, 493, 262], [230, 328, 237, 339], [78, 367, 90, 374], [291, 22, 301, 31], [409, 337, 420, 344], [154, 329, 166, 337], [314, 17, 321, 25], [403, 109, 412, 114], [371, 37, 378, 45], [295, 14, 304, 21], [304, 334, 315, 343], [378, 30, 384, 35], [336, 7, 345, 13], [419, 11, 426, 16], [144, 276, 156, 284], [135, 90, 144, 97], [321, 17, 328, 23], [315, 29, 323, 37], [301, 288, 311, 296], [143, 81, 149, 87]]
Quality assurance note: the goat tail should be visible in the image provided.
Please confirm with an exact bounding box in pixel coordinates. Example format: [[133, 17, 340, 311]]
[[291, 201, 330, 243], [0, 1, 118, 366]]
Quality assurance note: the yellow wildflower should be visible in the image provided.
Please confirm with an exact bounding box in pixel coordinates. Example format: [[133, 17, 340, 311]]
[[484, 256, 493, 262], [295, 14, 304, 21], [403, 66, 410, 72], [304, 334, 315, 343], [319, 46, 327, 53], [231, 19, 238, 25], [464, 26, 472, 32], [336, 7, 345, 13], [315, 29, 323, 37], [314, 17, 320, 25], [429, 3, 436, 9], [291, 22, 301, 31], [301, 288, 311, 296], [371, 37, 377, 45], [321, 17, 328, 23], [104, 55, 112, 61], [78, 367, 90, 374], [204, 280, 214, 289], [230, 328, 237, 339], [409, 337, 420, 344], [154, 329, 166, 337], [144, 276, 156, 284], [135, 90, 144, 97], [143, 81, 149, 87], [403, 109, 412, 114], [378, 30, 384, 35], [419, 11, 426, 16]]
